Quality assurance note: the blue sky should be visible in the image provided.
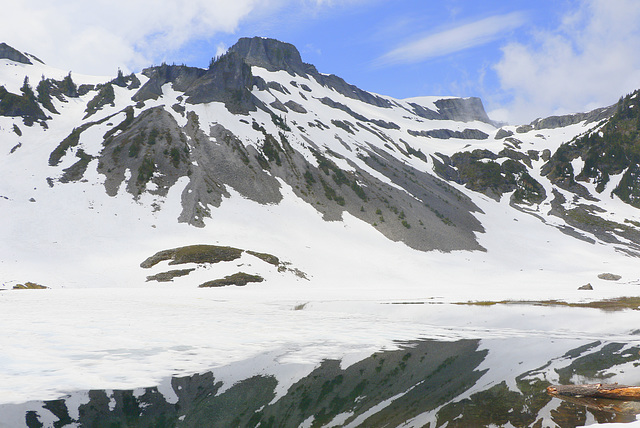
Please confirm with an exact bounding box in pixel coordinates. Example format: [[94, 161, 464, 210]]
[[4, 0, 640, 124]]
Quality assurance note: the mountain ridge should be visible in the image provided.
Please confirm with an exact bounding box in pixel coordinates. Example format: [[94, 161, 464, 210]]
[[3, 38, 640, 428], [0, 36, 639, 293]]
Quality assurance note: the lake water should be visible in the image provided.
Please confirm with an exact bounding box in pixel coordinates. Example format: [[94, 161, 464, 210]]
[[2, 337, 639, 427]]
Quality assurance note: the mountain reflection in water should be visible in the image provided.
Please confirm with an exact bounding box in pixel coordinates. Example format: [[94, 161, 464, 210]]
[[3, 339, 640, 427]]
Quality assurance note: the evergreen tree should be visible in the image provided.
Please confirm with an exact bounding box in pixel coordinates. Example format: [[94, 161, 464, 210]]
[[37, 76, 58, 114], [60, 72, 78, 97], [21, 76, 35, 100], [113, 68, 127, 87]]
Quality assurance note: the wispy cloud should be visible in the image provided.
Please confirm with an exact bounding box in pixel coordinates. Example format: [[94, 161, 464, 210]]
[[376, 12, 528, 67]]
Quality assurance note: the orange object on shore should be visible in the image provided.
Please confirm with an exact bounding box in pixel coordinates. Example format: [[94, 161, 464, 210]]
[[547, 383, 640, 401]]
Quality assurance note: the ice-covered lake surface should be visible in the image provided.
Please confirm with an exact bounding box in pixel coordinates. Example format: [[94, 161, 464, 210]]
[[1, 289, 639, 427]]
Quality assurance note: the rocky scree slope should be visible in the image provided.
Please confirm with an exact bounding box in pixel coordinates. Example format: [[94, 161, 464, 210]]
[[1, 37, 639, 256]]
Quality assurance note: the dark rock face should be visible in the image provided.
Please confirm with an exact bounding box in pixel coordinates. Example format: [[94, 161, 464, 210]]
[[531, 105, 616, 130], [42, 36, 640, 254], [0, 82, 48, 125], [133, 64, 206, 102], [225, 37, 395, 108], [313, 72, 393, 108], [434, 97, 493, 123], [355, 145, 485, 251], [284, 100, 307, 113], [269, 99, 287, 112], [598, 273, 622, 281], [432, 149, 545, 204], [408, 128, 489, 140], [0, 42, 32, 64], [228, 37, 315, 77], [42, 32, 490, 252], [542, 90, 640, 210], [128, 37, 395, 115], [495, 128, 514, 139], [410, 97, 494, 124], [319, 96, 368, 121], [184, 51, 260, 114], [408, 102, 441, 120], [133, 54, 264, 114], [97, 106, 193, 198]]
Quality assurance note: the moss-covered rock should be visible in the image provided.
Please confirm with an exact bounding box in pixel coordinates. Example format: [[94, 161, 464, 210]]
[[140, 245, 244, 268], [199, 272, 264, 287], [146, 269, 196, 282], [246, 250, 280, 266], [13, 282, 48, 290]]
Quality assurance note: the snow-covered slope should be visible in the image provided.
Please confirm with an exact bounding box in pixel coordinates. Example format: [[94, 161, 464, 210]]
[[1, 37, 638, 293], [1, 37, 639, 426]]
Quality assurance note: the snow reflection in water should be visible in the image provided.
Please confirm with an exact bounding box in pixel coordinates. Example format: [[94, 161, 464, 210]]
[[2, 338, 639, 427]]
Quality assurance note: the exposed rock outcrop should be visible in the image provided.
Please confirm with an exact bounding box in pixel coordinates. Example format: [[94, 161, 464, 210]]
[[408, 128, 489, 140], [531, 105, 616, 130], [410, 97, 494, 124], [0, 42, 32, 64]]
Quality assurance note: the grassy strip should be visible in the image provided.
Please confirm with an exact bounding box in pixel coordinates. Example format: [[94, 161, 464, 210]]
[[455, 297, 640, 311]]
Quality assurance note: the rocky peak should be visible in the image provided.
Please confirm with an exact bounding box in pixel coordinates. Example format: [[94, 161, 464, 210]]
[[227, 37, 316, 76], [0, 42, 32, 65], [410, 97, 494, 124], [434, 97, 493, 124], [183, 50, 258, 113], [227, 37, 392, 108]]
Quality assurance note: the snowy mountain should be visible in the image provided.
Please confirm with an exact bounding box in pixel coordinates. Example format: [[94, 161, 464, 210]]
[[1, 37, 640, 427], [3, 37, 640, 267]]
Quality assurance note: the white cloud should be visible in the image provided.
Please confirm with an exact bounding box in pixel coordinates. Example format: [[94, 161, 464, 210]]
[[376, 12, 528, 66], [215, 43, 228, 59], [494, 0, 640, 124], [0, 0, 382, 76], [0, 0, 271, 75]]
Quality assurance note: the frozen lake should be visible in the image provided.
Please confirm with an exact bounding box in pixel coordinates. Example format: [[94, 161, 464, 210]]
[[1, 289, 639, 427]]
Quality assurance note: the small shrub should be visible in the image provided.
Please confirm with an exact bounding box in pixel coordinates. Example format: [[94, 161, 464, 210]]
[[304, 170, 315, 186], [270, 113, 290, 132], [137, 156, 155, 184], [351, 181, 367, 201], [332, 169, 349, 186], [147, 128, 159, 145], [262, 134, 282, 166], [170, 147, 181, 167]]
